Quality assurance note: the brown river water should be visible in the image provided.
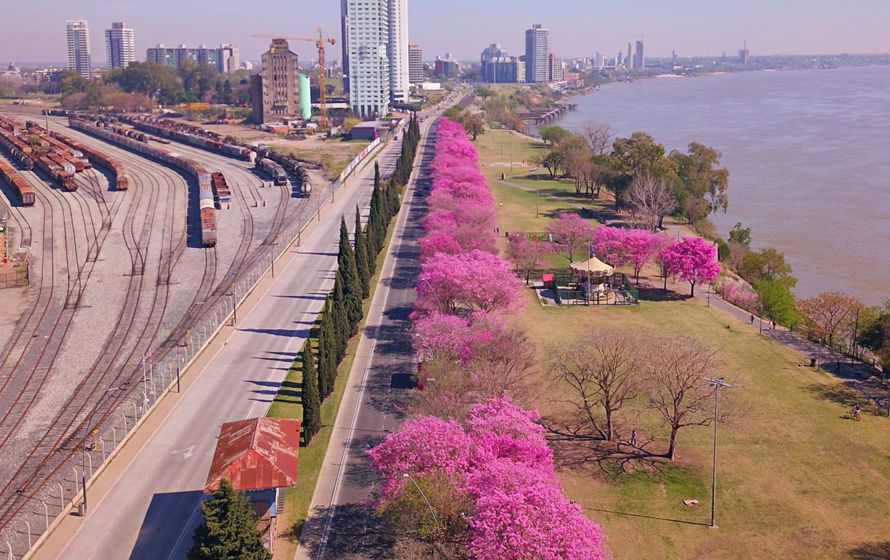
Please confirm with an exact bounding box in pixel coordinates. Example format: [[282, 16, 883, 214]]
[[558, 65, 890, 306]]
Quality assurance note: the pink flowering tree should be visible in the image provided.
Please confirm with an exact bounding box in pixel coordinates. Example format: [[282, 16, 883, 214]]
[[368, 397, 608, 560], [661, 236, 721, 296], [547, 213, 596, 263], [624, 229, 670, 282], [417, 250, 523, 315], [467, 462, 606, 560], [507, 233, 555, 284]]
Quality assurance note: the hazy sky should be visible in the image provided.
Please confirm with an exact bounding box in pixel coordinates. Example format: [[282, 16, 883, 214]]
[[2, 0, 889, 66]]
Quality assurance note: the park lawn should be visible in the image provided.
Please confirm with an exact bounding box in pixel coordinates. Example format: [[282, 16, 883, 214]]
[[267, 216, 398, 559], [515, 292, 890, 560], [482, 125, 890, 558]]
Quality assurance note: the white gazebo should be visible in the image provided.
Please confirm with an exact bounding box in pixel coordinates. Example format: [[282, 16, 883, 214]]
[[569, 257, 614, 275]]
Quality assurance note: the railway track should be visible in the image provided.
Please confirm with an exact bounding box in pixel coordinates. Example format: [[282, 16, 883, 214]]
[[0, 126, 315, 551]]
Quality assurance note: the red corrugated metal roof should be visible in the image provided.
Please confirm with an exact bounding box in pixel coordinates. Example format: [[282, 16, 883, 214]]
[[204, 417, 301, 492]]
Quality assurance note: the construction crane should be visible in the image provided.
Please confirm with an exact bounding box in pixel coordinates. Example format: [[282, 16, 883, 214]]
[[254, 29, 337, 130]]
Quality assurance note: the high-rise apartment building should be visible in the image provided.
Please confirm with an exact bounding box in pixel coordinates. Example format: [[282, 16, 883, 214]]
[[250, 39, 300, 123], [481, 44, 522, 84], [634, 40, 645, 70], [627, 42, 633, 69], [341, 0, 350, 94], [146, 44, 239, 74], [408, 43, 423, 83], [105, 22, 135, 69], [548, 54, 564, 82], [388, 0, 409, 103], [524, 24, 550, 83], [66, 20, 92, 79], [345, 0, 391, 117], [481, 43, 509, 63]]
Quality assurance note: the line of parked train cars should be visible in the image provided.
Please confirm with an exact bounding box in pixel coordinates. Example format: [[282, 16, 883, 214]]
[[121, 115, 313, 196], [46, 129, 131, 190], [0, 116, 77, 190], [122, 116, 255, 161], [47, 110, 313, 197], [69, 118, 218, 247], [0, 158, 35, 205]]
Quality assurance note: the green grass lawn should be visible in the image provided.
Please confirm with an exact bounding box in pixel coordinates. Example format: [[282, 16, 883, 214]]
[[267, 216, 398, 559], [479, 128, 890, 560], [515, 287, 890, 560]]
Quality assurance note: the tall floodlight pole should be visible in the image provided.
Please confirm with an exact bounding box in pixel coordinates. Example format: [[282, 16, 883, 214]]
[[704, 376, 732, 528], [81, 387, 121, 514]]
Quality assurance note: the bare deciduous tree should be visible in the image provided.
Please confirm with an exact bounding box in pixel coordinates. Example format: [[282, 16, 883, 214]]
[[581, 122, 612, 156], [626, 174, 677, 231], [647, 337, 718, 460], [551, 331, 646, 442], [411, 328, 538, 418]]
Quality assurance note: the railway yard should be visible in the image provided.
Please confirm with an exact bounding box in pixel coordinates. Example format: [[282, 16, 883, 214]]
[[0, 110, 328, 553]]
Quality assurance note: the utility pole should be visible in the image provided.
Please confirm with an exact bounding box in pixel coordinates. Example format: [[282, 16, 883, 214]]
[[704, 376, 732, 529], [81, 387, 120, 514]]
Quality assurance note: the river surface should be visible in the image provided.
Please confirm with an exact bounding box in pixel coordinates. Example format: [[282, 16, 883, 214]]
[[558, 65, 890, 306]]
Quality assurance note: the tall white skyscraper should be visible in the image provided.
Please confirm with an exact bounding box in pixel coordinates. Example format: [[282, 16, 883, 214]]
[[67, 20, 92, 79], [524, 24, 550, 83], [105, 22, 135, 69], [387, 0, 410, 103], [345, 0, 391, 118]]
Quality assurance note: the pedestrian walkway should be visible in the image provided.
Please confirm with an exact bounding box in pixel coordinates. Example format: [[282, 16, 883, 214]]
[[651, 274, 888, 412]]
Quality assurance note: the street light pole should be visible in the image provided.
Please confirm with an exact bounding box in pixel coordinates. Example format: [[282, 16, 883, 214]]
[[704, 376, 732, 529], [401, 473, 442, 534], [81, 387, 120, 514]]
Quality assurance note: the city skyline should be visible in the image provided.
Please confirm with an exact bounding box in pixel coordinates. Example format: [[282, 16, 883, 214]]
[[3, 0, 890, 66]]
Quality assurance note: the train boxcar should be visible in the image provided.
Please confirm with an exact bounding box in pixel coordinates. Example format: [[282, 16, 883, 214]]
[[70, 118, 218, 245], [257, 158, 288, 186], [199, 201, 217, 247], [0, 159, 35, 206], [124, 116, 254, 162], [35, 156, 76, 191]]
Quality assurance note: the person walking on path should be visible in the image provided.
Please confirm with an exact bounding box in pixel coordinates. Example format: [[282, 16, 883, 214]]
[[630, 430, 637, 448], [750, 313, 755, 324]]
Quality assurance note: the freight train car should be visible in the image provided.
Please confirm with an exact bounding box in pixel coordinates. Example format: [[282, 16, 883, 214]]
[[256, 158, 288, 186], [48, 130, 130, 190], [34, 155, 75, 191], [0, 130, 34, 169], [210, 171, 232, 207], [124, 116, 255, 161], [70, 118, 217, 246], [0, 159, 35, 205]]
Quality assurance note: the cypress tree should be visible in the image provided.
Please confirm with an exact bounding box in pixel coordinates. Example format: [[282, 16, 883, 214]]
[[338, 218, 364, 333], [374, 161, 380, 189], [354, 206, 370, 298], [188, 479, 271, 560], [301, 342, 321, 444], [316, 327, 330, 398], [365, 223, 377, 276], [321, 297, 338, 398], [332, 270, 350, 359]]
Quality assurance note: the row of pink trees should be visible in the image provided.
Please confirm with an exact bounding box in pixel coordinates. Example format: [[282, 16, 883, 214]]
[[369, 397, 606, 560], [370, 119, 607, 559], [537, 216, 721, 295]]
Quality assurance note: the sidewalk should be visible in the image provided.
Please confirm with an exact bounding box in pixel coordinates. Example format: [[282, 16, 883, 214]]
[[650, 274, 887, 410]]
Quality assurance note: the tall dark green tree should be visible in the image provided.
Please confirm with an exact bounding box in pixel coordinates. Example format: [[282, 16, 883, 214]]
[[188, 479, 271, 560], [332, 270, 350, 361], [301, 342, 321, 444], [322, 298, 343, 399], [317, 326, 331, 398], [338, 218, 364, 333], [354, 206, 371, 298]]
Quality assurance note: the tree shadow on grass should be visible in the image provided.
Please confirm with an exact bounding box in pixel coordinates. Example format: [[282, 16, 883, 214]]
[[849, 542, 890, 560], [636, 287, 689, 302], [804, 382, 877, 415]]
